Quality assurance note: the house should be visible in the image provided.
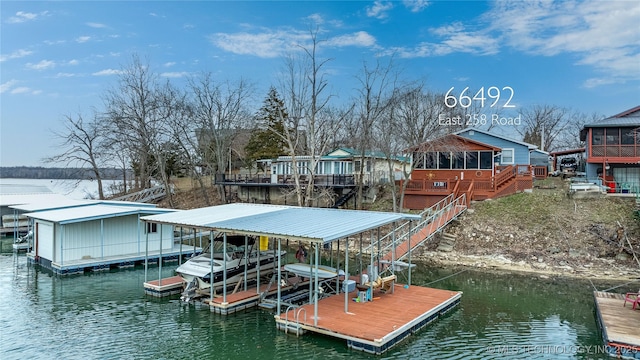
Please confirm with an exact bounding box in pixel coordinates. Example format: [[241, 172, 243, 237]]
[[14, 199, 180, 274], [580, 105, 640, 193], [216, 147, 408, 207], [403, 133, 534, 210]]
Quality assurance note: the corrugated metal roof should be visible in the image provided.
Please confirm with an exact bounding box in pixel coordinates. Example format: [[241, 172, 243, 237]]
[[455, 128, 538, 150], [25, 204, 176, 224], [141, 203, 420, 244]]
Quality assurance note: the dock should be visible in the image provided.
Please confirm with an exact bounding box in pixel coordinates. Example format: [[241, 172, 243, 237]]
[[593, 291, 640, 358], [275, 284, 461, 355], [144, 275, 186, 297]]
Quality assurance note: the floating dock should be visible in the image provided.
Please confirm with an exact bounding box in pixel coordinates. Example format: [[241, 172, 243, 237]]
[[594, 291, 640, 359], [275, 283, 461, 355], [144, 275, 186, 297]]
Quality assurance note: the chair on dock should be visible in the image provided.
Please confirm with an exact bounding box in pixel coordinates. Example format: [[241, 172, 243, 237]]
[[623, 291, 640, 310], [364, 274, 397, 294]]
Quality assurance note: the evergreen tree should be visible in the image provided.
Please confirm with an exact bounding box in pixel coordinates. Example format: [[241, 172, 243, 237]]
[[245, 87, 289, 167]]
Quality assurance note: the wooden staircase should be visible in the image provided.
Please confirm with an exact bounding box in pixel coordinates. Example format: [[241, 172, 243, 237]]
[[375, 193, 467, 266]]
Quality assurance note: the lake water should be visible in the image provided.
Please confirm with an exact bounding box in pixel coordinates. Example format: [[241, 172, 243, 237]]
[[0, 251, 630, 360], [0, 178, 121, 200]]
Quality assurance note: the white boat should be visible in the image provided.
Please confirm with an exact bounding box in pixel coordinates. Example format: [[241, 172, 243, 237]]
[[177, 235, 286, 300], [283, 263, 340, 279]]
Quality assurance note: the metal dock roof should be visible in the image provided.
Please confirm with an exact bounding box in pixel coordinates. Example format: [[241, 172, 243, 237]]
[[25, 204, 176, 224], [141, 203, 420, 244]]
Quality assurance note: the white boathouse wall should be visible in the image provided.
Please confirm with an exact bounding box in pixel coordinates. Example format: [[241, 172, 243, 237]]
[[34, 215, 173, 264]]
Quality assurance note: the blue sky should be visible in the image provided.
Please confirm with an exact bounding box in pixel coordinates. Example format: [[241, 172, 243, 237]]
[[1, 0, 639, 167]]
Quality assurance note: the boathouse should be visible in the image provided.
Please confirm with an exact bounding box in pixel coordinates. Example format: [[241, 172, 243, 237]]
[[141, 203, 463, 354], [19, 200, 177, 274], [580, 105, 640, 194]]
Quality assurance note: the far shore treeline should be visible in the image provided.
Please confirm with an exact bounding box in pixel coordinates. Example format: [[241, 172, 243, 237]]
[[0, 166, 132, 180]]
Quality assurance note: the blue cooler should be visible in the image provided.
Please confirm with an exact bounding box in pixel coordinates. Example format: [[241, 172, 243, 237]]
[[342, 279, 356, 293]]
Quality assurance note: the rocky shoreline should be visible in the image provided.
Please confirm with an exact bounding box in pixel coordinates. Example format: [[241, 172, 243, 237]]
[[416, 250, 639, 282]]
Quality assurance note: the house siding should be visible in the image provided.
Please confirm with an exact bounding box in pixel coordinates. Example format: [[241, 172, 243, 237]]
[[457, 131, 532, 165]]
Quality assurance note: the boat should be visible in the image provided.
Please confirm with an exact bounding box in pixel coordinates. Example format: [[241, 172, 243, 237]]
[[177, 235, 286, 301], [283, 263, 341, 279], [12, 230, 32, 251]]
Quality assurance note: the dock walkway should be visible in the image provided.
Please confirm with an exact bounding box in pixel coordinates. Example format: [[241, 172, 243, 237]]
[[594, 291, 640, 358]]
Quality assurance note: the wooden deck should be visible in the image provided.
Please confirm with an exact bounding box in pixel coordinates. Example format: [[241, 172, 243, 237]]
[[593, 291, 640, 358], [275, 284, 461, 354]]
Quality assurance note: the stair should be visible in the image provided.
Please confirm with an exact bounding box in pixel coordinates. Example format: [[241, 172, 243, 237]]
[[332, 187, 358, 208], [380, 193, 467, 263], [436, 232, 456, 252]]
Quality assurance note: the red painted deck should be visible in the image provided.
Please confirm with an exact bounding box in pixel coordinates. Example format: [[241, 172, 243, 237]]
[[144, 275, 185, 288], [276, 284, 461, 353]]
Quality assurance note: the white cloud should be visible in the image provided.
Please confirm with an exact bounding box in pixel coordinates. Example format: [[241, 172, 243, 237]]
[[327, 31, 376, 48], [92, 69, 124, 76], [86, 22, 106, 28], [0, 49, 33, 62], [76, 36, 91, 43], [211, 29, 310, 58], [55, 72, 76, 78], [161, 71, 189, 78], [10, 86, 31, 94], [366, 1, 394, 19], [26, 60, 55, 70], [164, 62, 176, 67], [307, 13, 324, 25], [6, 11, 48, 24], [0, 80, 19, 93], [403, 0, 429, 13], [44, 39, 66, 45], [485, 0, 640, 84], [68, 59, 79, 66], [383, 23, 499, 58]]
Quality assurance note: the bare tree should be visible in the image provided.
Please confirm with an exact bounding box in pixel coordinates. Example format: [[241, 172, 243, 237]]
[[45, 111, 108, 199], [188, 72, 253, 203], [393, 88, 451, 211], [276, 28, 335, 207], [351, 58, 401, 209], [102, 54, 161, 190], [516, 104, 570, 152]]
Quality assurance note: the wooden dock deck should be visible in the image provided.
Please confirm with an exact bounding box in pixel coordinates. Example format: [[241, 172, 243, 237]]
[[275, 284, 461, 354], [593, 291, 640, 358]]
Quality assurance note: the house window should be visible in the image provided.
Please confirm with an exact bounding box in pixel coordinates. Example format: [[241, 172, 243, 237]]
[[479, 151, 492, 169], [465, 151, 479, 169], [439, 152, 451, 169], [452, 152, 465, 169], [501, 148, 514, 164], [621, 128, 635, 145], [366, 160, 371, 172], [354, 160, 361, 172], [592, 128, 604, 145], [606, 128, 619, 145], [412, 153, 424, 169], [146, 222, 158, 234], [424, 152, 438, 169], [323, 162, 331, 174]]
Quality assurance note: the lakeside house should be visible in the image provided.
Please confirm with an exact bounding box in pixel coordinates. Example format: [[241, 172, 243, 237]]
[[580, 105, 640, 194], [216, 147, 408, 207], [403, 132, 537, 210]]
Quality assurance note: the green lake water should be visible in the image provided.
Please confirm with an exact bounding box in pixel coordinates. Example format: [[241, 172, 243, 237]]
[[0, 239, 633, 359]]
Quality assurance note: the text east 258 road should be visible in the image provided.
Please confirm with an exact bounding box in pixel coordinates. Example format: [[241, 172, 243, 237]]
[[438, 113, 522, 127]]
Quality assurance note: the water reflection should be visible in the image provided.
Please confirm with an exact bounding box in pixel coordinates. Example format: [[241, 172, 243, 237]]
[[0, 254, 632, 359]]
